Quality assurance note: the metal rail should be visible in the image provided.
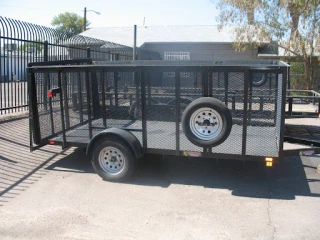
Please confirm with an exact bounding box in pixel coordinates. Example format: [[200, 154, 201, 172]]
[[286, 89, 320, 117]]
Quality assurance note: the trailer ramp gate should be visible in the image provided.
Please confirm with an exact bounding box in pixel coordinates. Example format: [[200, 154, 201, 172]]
[[29, 60, 291, 161]]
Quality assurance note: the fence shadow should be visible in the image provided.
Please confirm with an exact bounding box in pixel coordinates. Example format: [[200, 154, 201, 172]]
[[0, 117, 65, 206]]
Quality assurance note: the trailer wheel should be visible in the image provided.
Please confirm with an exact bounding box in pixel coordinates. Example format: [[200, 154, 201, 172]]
[[182, 97, 232, 147], [129, 98, 159, 120], [91, 139, 135, 182], [129, 101, 142, 119], [252, 73, 268, 87], [167, 98, 192, 119]]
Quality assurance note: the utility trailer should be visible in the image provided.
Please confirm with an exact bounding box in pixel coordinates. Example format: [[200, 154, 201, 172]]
[[28, 59, 320, 181]]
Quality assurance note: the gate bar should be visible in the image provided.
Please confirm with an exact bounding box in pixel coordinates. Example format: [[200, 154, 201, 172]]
[[58, 70, 67, 148], [241, 68, 249, 156]]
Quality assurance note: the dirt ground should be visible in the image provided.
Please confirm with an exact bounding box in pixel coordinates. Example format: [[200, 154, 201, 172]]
[[1, 117, 320, 240]]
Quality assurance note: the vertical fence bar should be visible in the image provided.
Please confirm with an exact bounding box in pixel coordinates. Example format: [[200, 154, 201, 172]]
[[87, 47, 91, 59], [43, 41, 48, 110]]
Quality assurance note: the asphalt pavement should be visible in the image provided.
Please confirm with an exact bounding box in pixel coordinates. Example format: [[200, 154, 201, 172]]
[[0, 117, 320, 240]]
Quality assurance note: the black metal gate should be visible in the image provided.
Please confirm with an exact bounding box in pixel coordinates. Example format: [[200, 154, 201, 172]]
[[0, 17, 160, 116]]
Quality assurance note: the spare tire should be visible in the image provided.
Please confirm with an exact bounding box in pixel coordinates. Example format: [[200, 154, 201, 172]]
[[181, 97, 232, 147]]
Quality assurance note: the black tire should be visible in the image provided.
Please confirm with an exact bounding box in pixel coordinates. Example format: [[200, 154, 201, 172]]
[[167, 98, 192, 119], [129, 101, 141, 120], [181, 97, 232, 147], [129, 98, 159, 120], [91, 138, 135, 182], [251, 72, 268, 87]]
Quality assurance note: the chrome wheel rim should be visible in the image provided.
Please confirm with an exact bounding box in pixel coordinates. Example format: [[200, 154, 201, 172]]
[[189, 107, 223, 141], [98, 146, 125, 175]]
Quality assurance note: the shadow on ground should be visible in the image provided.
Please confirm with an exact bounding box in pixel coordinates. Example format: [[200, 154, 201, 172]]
[[47, 148, 320, 200], [0, 117, 67, 206]]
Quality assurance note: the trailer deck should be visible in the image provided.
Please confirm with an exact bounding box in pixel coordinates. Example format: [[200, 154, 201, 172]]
[[50, 118, 279, 157]]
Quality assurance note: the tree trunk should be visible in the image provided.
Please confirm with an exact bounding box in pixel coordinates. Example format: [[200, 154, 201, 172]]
[[288, 3, 301, 40], [304, 59, 312, 90], [247, 8, 254, 24]]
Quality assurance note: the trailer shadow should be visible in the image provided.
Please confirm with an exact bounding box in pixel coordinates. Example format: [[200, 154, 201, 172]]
[[47, 148, 320, 200], [134, 154, 320, 200], [46, 148, 95, 174]]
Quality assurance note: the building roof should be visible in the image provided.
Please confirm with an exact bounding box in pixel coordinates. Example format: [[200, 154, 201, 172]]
[[63, 35, 131, 49], [79, 25, 237, 47]]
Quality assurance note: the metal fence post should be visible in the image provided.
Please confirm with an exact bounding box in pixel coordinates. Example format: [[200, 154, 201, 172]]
[[43, 40, 49, 110], [44, 41, 48, 61], [87, 47, 91, 59]]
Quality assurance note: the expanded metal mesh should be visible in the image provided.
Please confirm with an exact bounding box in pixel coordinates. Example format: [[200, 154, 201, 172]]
[[245, 71, 279, 156], [210, 71, 244, 155], [145, 70, 178, 150], [276, 74, 283, 149], [30, 62, 287, 158]]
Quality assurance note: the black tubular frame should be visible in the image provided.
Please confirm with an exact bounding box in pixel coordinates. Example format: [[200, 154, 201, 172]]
[[28, 60, 315, 161]]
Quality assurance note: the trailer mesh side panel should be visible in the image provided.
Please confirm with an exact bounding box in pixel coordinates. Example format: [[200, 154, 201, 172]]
[[245, 72, 278, 156], [145, 70, 185, 150], [35, 72, 63, 141], [276, 74, 283, 149], [209, 71, 244, 155], [29, 61, 287, 159], [103, 69, 139, 126], [179, 71, 203, 152]]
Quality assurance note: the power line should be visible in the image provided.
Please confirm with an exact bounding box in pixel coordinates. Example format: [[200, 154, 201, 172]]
[[0, 4, 80, 12]]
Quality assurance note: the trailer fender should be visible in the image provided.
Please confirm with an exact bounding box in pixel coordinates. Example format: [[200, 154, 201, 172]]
[[86, 128, 143, 159]]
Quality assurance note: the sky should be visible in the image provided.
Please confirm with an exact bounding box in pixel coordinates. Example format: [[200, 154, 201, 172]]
[[0, 0, 219, 28]]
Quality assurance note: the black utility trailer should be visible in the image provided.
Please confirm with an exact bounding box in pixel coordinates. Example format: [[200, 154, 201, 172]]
[[28, 60, 320, 181]]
